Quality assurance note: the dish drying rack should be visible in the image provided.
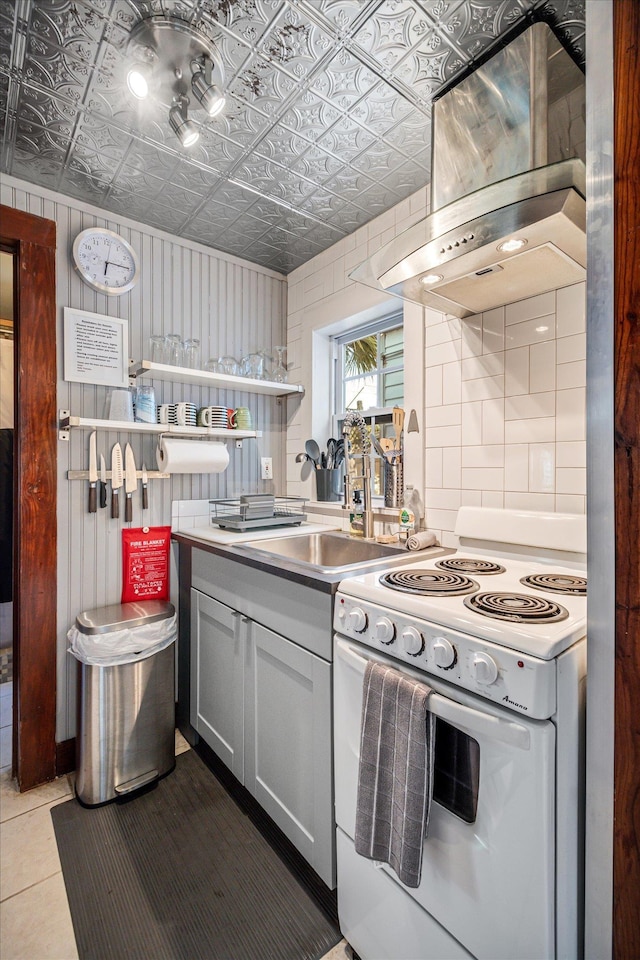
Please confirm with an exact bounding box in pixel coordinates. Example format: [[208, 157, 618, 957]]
[[209, 495, 307, 531]]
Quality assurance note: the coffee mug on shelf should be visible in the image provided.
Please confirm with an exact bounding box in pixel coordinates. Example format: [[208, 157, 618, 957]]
[[157, 403, 174, 424], [175, 401, 197, 426], [227, 408, 237, 429], [234, 406, 253, 430], [199, 405, 228, 428]]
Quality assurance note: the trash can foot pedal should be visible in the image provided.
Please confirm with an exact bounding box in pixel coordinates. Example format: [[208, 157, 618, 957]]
[[115, 770, 158, 795]]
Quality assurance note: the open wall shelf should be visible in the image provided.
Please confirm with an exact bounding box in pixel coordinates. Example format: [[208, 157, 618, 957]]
[[129, 360, 304, 397]]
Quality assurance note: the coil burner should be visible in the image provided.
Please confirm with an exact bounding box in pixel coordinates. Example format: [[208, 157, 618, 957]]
[[380, 570, 479, 597], [464, 592, 569, 623], [520, 574, 587, 595], [436, 558, 506, 575]]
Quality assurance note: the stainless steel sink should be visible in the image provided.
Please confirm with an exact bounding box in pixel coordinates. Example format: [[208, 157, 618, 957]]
[[235, 531, 430, 575]]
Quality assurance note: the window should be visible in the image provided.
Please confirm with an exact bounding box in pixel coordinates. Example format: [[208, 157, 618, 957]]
[[333, 315, 404, 498]]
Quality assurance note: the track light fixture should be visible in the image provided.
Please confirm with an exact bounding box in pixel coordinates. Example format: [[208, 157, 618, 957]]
[[169, 96, 200, 148], [191, 55, 226, 117], [126, 15, 226, 148]]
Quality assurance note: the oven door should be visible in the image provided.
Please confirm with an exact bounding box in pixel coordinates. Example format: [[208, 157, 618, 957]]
[[334, 635, 556, 960]]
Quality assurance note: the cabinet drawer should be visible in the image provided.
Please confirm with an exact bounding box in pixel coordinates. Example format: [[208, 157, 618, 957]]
[[192, 548, 333, 660]]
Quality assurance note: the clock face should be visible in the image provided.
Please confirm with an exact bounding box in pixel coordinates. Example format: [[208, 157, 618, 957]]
[[72, 228, 140, 295]]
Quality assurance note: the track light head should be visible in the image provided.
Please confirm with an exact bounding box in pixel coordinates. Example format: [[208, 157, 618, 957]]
[[191, 55, 226, 117], [169, 97, 199, 148]]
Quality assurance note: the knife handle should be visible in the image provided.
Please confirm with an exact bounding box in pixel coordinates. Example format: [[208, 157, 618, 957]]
[[111, 488, 119, 519], [99, 481, 107, 509], [88, 484, 97, 514], [125, 495, 132, 523], [142, 485, 149, 510]]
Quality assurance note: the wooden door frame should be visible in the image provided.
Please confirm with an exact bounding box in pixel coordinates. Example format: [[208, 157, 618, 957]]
[[1, 205, 57, 791]]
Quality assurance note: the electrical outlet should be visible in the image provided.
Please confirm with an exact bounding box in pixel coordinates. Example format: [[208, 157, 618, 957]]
[[261, 457, 273, 480]]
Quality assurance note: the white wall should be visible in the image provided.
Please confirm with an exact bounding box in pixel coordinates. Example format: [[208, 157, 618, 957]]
[[286, 191, 586, 547], [1, 175, 287, 741]]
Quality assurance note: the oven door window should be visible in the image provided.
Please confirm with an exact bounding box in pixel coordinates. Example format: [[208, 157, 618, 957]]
[[433, 718, 480, 823]]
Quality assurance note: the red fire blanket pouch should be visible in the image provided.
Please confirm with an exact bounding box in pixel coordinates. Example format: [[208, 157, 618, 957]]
[[121, 526, 172, 603]]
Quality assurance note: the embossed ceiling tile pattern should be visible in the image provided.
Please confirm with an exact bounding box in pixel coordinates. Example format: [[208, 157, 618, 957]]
[[1, 0, 585, 272]]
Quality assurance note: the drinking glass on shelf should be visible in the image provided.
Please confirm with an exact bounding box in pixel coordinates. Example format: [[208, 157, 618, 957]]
[[166, 334, 184, 366], [219, 356, 239, 376], [149, 335, 167, 364], [241, 353, 265, 379], [271, 346, 288, 383], [183, 338, 201, 369], [205, 358, 223, 373]]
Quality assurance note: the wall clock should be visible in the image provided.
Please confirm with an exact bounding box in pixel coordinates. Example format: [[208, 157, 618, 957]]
[[72, 227, 140, 296]]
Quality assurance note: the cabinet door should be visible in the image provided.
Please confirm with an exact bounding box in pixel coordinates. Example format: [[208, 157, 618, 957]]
[[190, 589, 245, 782], [245, 621, 334, 887]]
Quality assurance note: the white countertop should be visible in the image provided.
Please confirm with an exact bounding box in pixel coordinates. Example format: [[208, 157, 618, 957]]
[[174, 521, 334, 546]]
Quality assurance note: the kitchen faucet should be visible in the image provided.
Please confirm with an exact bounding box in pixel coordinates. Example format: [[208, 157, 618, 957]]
[[342, 411, 374, 540]]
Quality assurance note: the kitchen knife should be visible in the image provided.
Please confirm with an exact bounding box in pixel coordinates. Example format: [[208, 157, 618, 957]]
[[111, 443, 123, 519], [88, 432, 97, 513], [141, 463, 148, 511], [99, 453, 107, 508], [124, 443, 137, 522]]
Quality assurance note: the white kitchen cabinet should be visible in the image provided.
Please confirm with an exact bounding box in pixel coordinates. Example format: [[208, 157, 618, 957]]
[[189, 549, 335, 887], [190, 590, 245, 780], [245, 621, 333, 885]]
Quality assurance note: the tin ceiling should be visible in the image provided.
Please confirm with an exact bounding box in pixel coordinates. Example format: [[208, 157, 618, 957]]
[[0, 0, 585, 274]]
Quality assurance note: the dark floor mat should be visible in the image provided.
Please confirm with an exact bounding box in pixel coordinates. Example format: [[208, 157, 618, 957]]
[[51, 750, 340, 960]]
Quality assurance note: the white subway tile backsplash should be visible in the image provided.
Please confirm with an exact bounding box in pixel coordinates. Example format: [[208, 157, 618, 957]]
[[427, 321, 459, 347], [556, 387, 586, 441], [461, 467, 504, 490], [461, 374, 504, 402], [428, 404, 462, 427], [555, 494, 586, 514], [442, 360, 462, 405], [557, 359, 586, 390], [462, 401, 482, 446], [462, 445, 504, 469], [461, 316, 483, 359], [556, 282, 585, 336], [482, 306, 505, 354], [481, 490, 504, 508], [505, 345, 530, 396], [505, 444, 529, 491], [442, 447, 461, 488], [556, 441, 586, 468], [461, 351, 504, 381], [505, 416, 555, 443], [426, 365, 443, 407], [528, 443, 556, 493], [426, 339, 462, 367], [482, 398, 505, 445], [505, 391, 555, 420], [505, 492, 556, 511], [426, 424, 462, 447], [530, 340, 556, 393], [425, 507, 459, 532], [505, 314, 556, 348], [556, 467, 587, 495], [427, 488, 462, 510], [506, 291, 555, 325], [557, 332, 586, 364], [426, 447, 443, 487], [462, 490, 483, 507]]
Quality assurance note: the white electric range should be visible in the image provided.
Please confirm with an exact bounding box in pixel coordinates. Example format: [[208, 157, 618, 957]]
[[333, 507, 587, 960]]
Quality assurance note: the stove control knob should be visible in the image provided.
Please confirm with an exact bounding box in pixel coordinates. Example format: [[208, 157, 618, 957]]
[[346, 607, 368, 633], [432, 637, 456, 669], [401, 626, 424, 656], [470, 652, 498, 685], [374, 617, 396, 645]]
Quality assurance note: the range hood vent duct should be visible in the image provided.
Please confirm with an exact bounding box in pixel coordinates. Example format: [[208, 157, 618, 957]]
[[351, 21, 586, 319]]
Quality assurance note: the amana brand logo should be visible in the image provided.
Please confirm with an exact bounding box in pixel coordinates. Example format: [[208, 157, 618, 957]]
[[502, 694, 528, 711]]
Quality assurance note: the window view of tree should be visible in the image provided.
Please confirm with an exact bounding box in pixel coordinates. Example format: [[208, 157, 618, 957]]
[[341, 322, 403, 412]]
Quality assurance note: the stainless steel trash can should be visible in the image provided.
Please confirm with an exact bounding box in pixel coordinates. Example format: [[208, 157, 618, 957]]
[[73, 600, 176, 806]]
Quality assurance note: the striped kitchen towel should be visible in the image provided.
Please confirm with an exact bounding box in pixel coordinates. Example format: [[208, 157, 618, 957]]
[[354, 660, 435, 888]]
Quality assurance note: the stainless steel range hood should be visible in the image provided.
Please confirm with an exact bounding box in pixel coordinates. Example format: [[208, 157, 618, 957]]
[[351, 22, 586, 319]]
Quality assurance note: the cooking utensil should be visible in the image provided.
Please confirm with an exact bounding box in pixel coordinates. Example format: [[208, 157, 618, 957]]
[[124, 443, 137, 522], [305, 439, 321, 467], [88, 432, 97, 513], [372, 436, 387, 460], [392, 406, 405, 447], [141, 463, 149, 510], [110, 443, 123, 519], [99, 453, 107, 509], [334, 439, 345, 467], [326, 438, 338, 468]]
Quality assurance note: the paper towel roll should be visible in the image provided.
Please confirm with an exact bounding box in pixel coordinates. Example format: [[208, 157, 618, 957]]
[[406, 530, 437, 551], [156, 438, 229, 474]]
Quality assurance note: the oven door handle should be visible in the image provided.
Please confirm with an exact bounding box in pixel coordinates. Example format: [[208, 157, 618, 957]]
[[335, 637, 533, 749]]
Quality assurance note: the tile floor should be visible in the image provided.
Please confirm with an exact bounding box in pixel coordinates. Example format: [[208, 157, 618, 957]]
[[0, 722, 350, 960]]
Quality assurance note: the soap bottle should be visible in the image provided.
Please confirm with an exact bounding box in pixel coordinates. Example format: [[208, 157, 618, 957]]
[[349, 490, 364, 538], [398, 486, 416, 542]]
